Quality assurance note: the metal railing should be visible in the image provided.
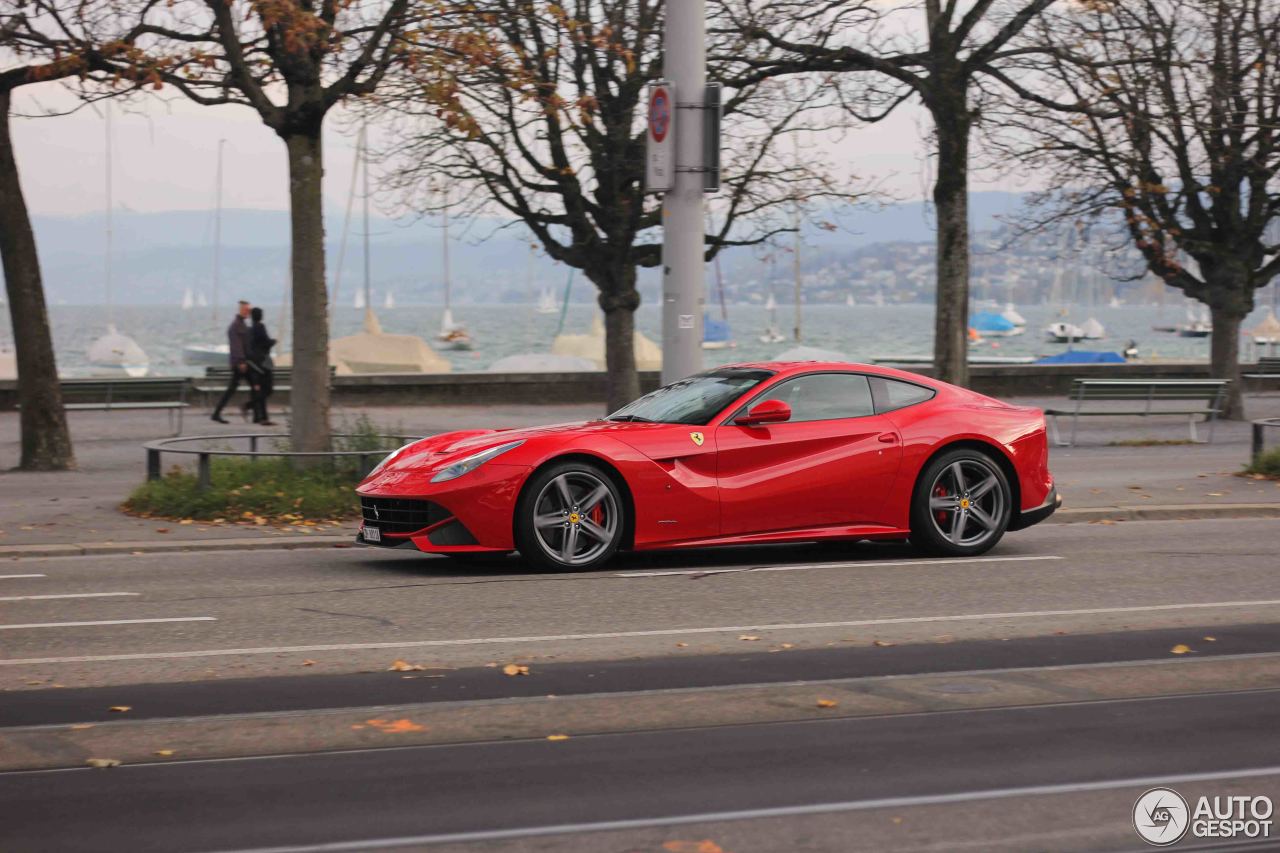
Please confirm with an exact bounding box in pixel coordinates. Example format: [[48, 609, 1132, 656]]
[[1252, 418, 1280, 464], [143, 433, 420, 491]]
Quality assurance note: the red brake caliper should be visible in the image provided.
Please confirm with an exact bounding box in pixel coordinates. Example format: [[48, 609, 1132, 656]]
[[590, 504, 605, 525], [934, 484, 949, 525]]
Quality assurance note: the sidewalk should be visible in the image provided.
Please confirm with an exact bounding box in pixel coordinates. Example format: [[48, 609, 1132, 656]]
[[0, 394, 1277, 556]]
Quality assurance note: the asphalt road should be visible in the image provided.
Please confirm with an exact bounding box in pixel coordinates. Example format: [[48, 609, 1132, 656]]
[[2, 516, 1280, 851], [4, 689, 1280, 852]]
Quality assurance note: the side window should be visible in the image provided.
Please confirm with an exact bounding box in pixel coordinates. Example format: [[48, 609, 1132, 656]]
[[754, 373, 875, 423], [870, 377, 936, 414]]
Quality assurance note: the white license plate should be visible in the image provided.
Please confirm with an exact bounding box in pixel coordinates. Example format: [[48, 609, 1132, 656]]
[[363, 526, 381, 543]]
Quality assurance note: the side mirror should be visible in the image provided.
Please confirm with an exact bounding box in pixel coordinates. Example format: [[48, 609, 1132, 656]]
[[735, 399, 792, 427]]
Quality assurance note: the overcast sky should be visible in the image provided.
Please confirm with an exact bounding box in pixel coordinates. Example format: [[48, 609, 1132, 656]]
[[9, 81, 1033, 219]]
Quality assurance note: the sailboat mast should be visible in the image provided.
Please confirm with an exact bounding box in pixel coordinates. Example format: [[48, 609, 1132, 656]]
[[442, 204, 451, 313], [104, 103, 114, 327], [361, 122, 372, 312], [212, 139, 224, 325], [792, 200, 801, 342]]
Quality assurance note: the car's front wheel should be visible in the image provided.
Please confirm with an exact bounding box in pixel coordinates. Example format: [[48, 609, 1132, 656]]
[[910, 448, 1012, 556], [515, 461, 626, 571]]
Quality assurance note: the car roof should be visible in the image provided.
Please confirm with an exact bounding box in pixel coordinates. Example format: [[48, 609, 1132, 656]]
[[715, 361, 941, 387]]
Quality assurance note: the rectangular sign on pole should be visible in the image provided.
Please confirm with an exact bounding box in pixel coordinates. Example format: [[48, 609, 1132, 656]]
[[645, 81, 675, 194], [703, 83, 721, 193]]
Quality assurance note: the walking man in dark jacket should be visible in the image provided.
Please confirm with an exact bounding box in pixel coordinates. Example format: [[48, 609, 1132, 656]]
[[211, 300, 255, 424]]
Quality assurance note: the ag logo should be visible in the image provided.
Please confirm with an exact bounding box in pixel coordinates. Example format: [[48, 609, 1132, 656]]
[[1134, 787, 1190, 846], [690, 432, 704, 447]]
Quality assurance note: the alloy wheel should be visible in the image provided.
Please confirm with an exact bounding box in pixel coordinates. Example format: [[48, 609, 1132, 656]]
[[532, 471, 620, 566], [927, 458, 1006, 549]]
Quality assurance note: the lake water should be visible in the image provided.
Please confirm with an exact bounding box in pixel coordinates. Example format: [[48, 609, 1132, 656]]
[[2, 301, 1276, 377]]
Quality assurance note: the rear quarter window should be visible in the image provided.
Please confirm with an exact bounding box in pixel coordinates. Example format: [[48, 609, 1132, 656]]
[[870, 377, 937, 414]]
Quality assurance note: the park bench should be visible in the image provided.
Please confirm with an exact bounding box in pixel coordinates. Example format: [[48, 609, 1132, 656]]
[[53, 377, 189, 435], [1044, 378, 1230, 447], [1243, 356, 1280, 382]]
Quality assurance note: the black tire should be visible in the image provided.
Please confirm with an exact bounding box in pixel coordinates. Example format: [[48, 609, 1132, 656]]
[[515, 460, 626, 571], [909, 447, 1012, 557]]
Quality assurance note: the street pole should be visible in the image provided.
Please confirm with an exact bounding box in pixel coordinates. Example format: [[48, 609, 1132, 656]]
[[660, 0, 706, 385]]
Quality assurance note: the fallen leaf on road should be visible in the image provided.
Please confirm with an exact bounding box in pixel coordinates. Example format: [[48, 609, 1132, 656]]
[[891, 816, 903, 825], [738, 635, 761, 642], [388, 660, 425, 672], [873, 640, 895, 647], [108, 706, 131, 713], [675, 642, 688, 648], [1206, 492, 1225, 497], [662, 842, 725, 853], [85, 758, 121, 769], [69, 723, 95, 731], [364, 718, 427, 733], [154, 750, 175, 757], [502, 664, 530, 676], [1171, 644, 1192, 655], [179, 519, 193, 525], [1090, 519, 1116, 525], [546, 734, 570, 741], [816, 699, 838, 709], [301, 660, 316, 667], [1203, 636, 1217, 642]]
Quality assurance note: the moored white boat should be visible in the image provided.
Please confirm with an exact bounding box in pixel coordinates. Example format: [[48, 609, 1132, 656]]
[[1045, 321, 1086, 343]]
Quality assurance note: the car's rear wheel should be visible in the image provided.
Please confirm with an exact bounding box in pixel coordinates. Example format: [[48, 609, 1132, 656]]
[[910, 448, 1011, 556], [515, 461, 625, 571]]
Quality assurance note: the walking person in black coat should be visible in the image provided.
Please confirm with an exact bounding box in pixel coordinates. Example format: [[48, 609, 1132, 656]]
[[244, 306, 278, 426], [211, 300, 255, 424]]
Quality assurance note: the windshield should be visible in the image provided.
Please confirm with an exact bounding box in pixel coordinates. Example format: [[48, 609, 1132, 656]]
[[607, 368, 774, 425]]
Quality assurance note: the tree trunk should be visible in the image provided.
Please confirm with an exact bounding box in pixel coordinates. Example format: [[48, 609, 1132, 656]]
[[1208, 304, 1245, 420], [597, 277, 641, 413], [930, 102, 972, 388], [0, 91, 75, 470], [284, 131, 331, 453]]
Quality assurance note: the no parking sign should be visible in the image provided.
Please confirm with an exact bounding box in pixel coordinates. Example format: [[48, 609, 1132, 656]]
[[645, 81, 675, 193]]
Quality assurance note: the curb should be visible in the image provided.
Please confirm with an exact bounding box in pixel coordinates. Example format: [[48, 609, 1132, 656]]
[[0, 535, 355, 559], [0, 504, 1277, 559], [1050, 503, 1280, 524]]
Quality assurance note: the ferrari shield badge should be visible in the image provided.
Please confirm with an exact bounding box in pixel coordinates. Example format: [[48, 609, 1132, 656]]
[[690, 432, 705, 447]]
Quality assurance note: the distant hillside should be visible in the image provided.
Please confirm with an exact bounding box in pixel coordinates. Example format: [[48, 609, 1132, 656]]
[[21, 192, 1027, 305]]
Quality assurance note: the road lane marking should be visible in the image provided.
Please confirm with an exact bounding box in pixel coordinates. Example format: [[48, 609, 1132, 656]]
[[0, 574, 46, 580], [195, 765, 1280, 852], [616, 554, 1063, 577], [6, 598, 1280, 665], [0, 593, 139, 602], [0, 617, 215, 631]]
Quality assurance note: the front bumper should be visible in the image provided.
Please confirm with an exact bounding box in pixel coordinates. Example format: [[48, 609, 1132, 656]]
[[355, 462, 530, 553], [1010, 484, 1061, 531]]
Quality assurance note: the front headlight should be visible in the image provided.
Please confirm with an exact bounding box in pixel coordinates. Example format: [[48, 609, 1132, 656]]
[[430, 440, 525, 483]]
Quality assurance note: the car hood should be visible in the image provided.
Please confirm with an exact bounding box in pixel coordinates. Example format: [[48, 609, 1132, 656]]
[[376, 420, 672, 473]]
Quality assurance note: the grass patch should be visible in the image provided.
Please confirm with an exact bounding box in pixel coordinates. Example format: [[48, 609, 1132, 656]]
[[124, 416, 410, 522], [1107, 438, 1198, 447], [125, 458, 363, 522], [1244, 447, 1280, 479]]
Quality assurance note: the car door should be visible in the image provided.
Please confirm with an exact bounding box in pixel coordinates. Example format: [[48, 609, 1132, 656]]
[[714, 372, 903, 535]]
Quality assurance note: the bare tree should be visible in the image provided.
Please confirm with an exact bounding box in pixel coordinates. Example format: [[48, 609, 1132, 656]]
[[375, 0, 855, 409], [1, 1, 154, 470], [131, 0, 418, 451], [721, 0, 1059, 387], [1007, 0, 1280, 419]]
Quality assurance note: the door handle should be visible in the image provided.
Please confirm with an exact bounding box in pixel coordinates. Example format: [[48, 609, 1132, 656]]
[[878, 433, 898, 443]]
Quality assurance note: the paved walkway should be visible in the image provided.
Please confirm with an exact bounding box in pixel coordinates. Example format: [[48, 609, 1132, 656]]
[[0, 394, 1276, 555]]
